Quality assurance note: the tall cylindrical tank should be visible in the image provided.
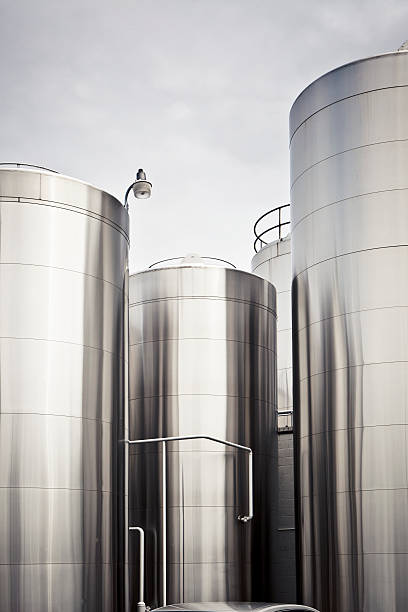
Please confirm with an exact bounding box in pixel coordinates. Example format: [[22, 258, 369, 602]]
[[128, 259, 277, 608], [0, 166, 129, 611], [251, 234, 296, 602], [290, 50, 408, 611]]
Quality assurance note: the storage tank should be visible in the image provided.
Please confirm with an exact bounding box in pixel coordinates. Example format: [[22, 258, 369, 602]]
[[290, 50, 408, 611], [251, 231, 296, 602], [0, 165, 129, 611], [128, 256, 277, 609]]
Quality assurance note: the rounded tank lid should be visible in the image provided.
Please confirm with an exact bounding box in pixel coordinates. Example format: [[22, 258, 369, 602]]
[[130, 255, 277, 316], [289, 49, 408, 140], [147, 253, 237, 270], [0, 162, 128, 238]]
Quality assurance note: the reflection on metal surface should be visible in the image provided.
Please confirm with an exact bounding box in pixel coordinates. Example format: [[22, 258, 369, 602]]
[[291, 50, 408, 612], [251, 235, 296, 603], [129, 265, 277, 608], [0, 167, 129, 611]]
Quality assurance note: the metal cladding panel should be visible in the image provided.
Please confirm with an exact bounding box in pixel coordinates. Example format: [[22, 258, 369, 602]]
[[0, 168, 129, 612], [251, 236, 296, 602], [128, 266, 277, 608], [290, 51, 408, 612], [252, 237, 292, 417]]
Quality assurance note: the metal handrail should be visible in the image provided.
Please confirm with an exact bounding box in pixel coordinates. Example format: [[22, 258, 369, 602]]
[[253, 203, 290, 252], [126, 434, 253, 607], [148, 256, 236, 269], [129, 527, 146, 612], [0, 162, 59, 173]]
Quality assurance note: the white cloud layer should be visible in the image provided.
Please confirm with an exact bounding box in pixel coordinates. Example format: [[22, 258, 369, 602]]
[[1, 0, 408, 271]]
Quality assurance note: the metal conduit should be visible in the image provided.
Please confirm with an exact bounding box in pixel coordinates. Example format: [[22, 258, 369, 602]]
[[126, 434, 254, 607]]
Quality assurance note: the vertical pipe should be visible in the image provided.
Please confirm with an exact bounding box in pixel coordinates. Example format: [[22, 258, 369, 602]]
[[129, 527, 145, 611], [248, 451, 253, 519], [162, 440, 167, 606]]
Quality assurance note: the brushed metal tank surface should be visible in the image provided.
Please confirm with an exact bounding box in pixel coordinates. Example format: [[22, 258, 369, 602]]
[[251, 236, 296, 603], [290, 50, 408, 612], [0, 168, 129, 612], [129, 265, 277, 608], [154, 602, 319, 612]]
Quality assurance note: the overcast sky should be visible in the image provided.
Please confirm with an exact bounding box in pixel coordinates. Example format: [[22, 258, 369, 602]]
[[1, 0, 408, 273]]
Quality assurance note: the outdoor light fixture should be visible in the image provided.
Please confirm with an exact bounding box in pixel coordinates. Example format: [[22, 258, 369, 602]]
[[124, 168, 152, 209]]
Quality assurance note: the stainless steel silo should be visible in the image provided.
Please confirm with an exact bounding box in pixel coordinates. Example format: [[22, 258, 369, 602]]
[[128, 258, 277, 609], [290, 50, 408, 612], [0, 166, 129, 612], [251, 233, 296, 602]]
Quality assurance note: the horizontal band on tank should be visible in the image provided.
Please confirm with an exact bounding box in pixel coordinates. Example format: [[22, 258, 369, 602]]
[[129, 504, 244, 509], [291, 136, 408, 189], [1, 197, 129, 242], [290, 83, 408, 144], [295, 308, 408, 376], [293, 242, 408, 281], [0, 261, 127, 293], [302, 552, 408, 556], [298, 359, 408, 383], [0, 411, 117, 425], [0, 165, 128, 237], [148, 561, 252, 566], [294, 302, 408, 334], [129, 296, 276, 317], [0, 485, 119, 493], [129, 392, 277, 405], [301, 487, 408, 498], [291, 187, 408, 236], [0, 335, 126, 359], [291, 85, 408, 184], [0, 562, 126, 566], [298, 422, 408, 440], [0, 200, 128, 286], [20, 198, 129, 243], [129, 337, 276, 354]]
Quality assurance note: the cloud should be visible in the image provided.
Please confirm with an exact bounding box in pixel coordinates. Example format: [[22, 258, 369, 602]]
[[1, 0, 408, 271]]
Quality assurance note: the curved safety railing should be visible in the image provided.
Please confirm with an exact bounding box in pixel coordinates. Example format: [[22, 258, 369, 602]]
[[253, 204, 290, 252]]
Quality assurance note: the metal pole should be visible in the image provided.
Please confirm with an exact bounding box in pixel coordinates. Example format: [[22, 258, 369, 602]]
[[248, 451, 253, 519], [279, 206, 282, 240], [124, 183, 135, 211], [238, 450, 253, 523], [129, 527, 145, 612], [162, 440, 167, 607]]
